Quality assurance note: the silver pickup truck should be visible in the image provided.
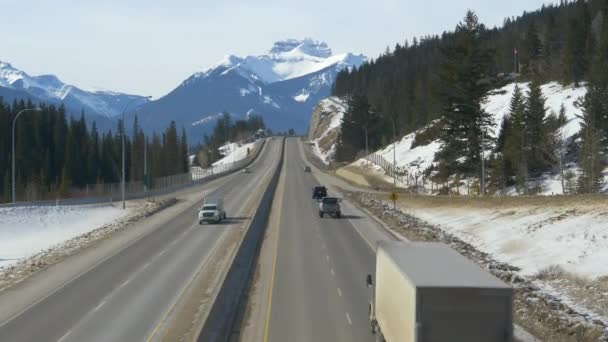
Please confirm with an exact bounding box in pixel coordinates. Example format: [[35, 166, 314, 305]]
[[319, 197, 341, 218]]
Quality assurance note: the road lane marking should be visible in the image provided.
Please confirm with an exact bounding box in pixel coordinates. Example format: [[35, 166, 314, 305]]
[[346, 313, 352, 325], [330, 268, 335, 276], [158, 249, 166, 257], [57, 329, 72, 342], [120, 278, 132, 289], [337, 288, 342, 297], [142, 262, 151, 270], [92, 300, 106, 312], [325, 255, 330, 262], [263, 152, 286, 342]]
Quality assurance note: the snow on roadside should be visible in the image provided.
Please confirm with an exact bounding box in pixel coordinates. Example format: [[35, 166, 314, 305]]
[[406, 204, 608, 279], [352, 193, 607, 339], [0, 205, 128, 269]]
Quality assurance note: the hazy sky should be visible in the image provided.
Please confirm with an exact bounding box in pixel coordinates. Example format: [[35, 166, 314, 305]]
[[0, 0, 554, 98]]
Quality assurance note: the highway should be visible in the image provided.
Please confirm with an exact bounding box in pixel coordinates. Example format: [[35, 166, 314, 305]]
[[263, 138, 394, 342], [0, 138, 282, 342]]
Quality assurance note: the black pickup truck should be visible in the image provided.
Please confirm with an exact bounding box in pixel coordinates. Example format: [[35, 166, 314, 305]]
[[312, 186, 327, 200]]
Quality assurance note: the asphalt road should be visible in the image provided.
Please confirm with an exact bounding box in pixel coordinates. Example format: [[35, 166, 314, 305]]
[[0, 138, 282, 342], [265, 138, 392, 342], [262, 138, 537, 342]]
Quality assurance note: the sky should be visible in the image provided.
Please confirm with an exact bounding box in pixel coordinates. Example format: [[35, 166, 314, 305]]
[[0, 0, 555, 98]]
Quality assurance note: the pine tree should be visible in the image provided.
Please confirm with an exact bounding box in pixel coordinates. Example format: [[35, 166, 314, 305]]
[[436, 10, 495, 184], [502, 84, 528, 191], [524, 81, 550, 176]]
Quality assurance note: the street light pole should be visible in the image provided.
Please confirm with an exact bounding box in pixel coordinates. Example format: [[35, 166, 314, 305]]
[[143, 134, 147, 191], [121, 96, 152, 210], [481, 128, 485, 196], [392, 118, 397, 190], [364, 126, 369, 156], [12, 108, 42, 203]]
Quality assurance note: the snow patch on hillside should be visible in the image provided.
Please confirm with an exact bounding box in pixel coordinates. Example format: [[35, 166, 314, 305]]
[[309, 97, 348, 164], [349, 82, 588, 194], [198, 39, 365, 85], [0, 205, 128, 269], [213, 141, 257, 167]]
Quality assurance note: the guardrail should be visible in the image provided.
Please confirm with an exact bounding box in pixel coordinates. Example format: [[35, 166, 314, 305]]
[[198, 137, 285, 342], [0, 139, 267, 208]]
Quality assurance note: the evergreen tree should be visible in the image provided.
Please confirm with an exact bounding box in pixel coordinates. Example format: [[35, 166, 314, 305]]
[[435, 10, 495, 185], [502, 84, 528, 190], [524, 81, 550, 176]]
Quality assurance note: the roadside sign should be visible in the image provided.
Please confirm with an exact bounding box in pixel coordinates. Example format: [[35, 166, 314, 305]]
[[390, 191, 399, 210], [389, 191, 399, 202]]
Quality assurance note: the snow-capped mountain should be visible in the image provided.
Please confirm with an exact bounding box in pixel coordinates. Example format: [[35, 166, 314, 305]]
[[0, 61, 149, 122], [135, 39, 365, 141]]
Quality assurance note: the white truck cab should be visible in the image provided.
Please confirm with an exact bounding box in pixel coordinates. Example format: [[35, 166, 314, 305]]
[[198, 197, 226, 224]]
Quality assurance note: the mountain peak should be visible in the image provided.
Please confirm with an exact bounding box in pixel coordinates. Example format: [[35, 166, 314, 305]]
[[0, 61, 16, 70], [269, 39, 332, 58]]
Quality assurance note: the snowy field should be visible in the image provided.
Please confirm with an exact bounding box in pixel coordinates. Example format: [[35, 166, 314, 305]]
[[0, 205, 128, 269], [405, 202, 608, 279]]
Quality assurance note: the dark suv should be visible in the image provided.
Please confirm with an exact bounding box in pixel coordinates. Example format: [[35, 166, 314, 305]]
[[319, 197, 341, 218], [312, 186, 327, 200]]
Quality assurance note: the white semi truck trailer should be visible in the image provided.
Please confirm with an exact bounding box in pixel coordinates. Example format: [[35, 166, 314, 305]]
[[367, 241, 513, 342]]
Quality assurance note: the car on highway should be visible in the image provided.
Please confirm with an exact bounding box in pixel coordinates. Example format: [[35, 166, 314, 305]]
[[312, 186, 327, 200], [304, 165, 311, 172], [319, 197, 341, 218], [198, 197, 227, 224], [243, 167, 251, 173]]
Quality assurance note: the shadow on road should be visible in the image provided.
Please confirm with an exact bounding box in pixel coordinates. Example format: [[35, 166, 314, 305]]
[[340, 215, 365, 220]]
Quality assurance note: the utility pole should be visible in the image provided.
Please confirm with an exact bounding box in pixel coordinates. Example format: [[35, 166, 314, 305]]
[[392, 118, 397, 190], [514, 48, 518, 75], [480, 128, 485, 196], [12, 108, 42, 203], [144, 135, 147, 191], [364, 126, 369, 156]]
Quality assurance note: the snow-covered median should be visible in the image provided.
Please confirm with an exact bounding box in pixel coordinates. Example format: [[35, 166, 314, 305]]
[[0, 205, 128, 269]]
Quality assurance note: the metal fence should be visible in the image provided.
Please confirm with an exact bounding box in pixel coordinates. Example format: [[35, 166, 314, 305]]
[[1, 139, 266, 208], [363, 152, 430, 192]]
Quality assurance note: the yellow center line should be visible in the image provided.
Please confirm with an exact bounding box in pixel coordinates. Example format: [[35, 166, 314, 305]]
[[262, 156, 286, 342]]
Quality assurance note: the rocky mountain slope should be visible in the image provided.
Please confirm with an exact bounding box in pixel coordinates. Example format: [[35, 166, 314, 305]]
[[135, 39, 364, 142]]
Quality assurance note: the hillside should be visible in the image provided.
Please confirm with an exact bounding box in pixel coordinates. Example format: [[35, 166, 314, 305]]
[[311, 81, 596, 195], [307, 97, 347, 164]]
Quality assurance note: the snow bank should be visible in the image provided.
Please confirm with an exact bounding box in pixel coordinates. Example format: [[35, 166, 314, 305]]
[[0, 205, 128, 269], [409, 204, 608, 279]]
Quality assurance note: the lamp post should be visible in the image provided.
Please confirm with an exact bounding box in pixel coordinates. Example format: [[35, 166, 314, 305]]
[[363, 126, 369, 156], [12, 108, 42, 203], [391, 117, 397, 190], [121, 96, 152, 210]]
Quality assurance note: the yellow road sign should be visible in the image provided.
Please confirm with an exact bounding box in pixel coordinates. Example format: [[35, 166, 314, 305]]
[[389, 191, 399, 202]]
